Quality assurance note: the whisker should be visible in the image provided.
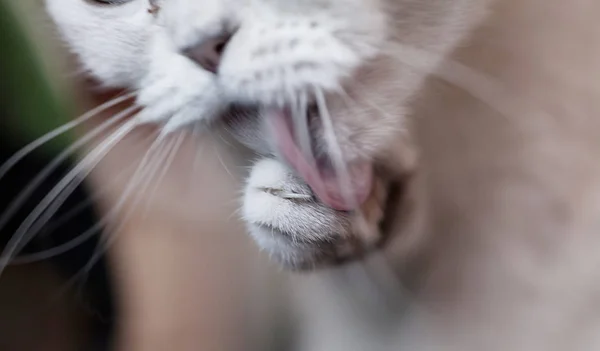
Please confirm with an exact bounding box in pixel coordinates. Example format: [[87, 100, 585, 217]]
[[19, 124, 145, 253], [10, 131, 159, 265], [0, 105, 139, 237], [0, 117, 138, 278], [212, 138, 235, 180], [103, 131, 175, 225], [314, 89, 355, 207], [293, 91, 315, 163], [384, 42, 544, 122], [227, 206, 243, 222], [337, 85, 406, 135], [12, 213, 104, 267], [65, 130, 176, 286], [141, 131, 186, 217], [0, 91, 136, 183], [215, 128, 234, 148], [191, 123, 205, 180], [325, 84, 417, 301], [315, 89, 375, 251]]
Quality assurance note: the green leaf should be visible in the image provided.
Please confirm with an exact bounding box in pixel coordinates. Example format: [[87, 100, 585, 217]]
[[0, 1, 74, 154]]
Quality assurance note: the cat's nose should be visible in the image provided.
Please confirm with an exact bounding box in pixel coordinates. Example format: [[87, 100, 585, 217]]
[[182, 35, 232, 74]]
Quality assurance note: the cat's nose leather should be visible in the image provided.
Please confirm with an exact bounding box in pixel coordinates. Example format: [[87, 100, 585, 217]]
[[182, 35, 231, 74]]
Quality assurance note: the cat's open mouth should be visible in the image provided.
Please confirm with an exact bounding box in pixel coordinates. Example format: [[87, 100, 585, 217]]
[[263, 107, 374, 211]]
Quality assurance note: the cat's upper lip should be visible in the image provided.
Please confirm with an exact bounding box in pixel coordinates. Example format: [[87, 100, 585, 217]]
[[265, 107, 373, 211]]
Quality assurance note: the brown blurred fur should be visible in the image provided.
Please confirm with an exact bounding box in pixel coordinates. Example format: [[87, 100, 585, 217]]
[[388, 0, 600, 349]]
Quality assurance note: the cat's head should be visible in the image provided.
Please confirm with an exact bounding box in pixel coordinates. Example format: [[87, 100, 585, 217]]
[[46, 0, 487, 262]]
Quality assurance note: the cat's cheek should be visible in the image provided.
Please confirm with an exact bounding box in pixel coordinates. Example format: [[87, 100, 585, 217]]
[[45, 0, 153, 87]]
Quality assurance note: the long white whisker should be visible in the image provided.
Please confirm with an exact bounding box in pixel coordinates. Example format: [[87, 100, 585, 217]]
[[96, 131, 174, 228], [10, 214, 102, 265], [0, 91, 136, 182], [0, 118, 138, 278], [188, 125, 208, 196], [315, 89, 373, 241], [294, 91, 314, 162], [384, 42, 545, 122], [22, 125, 145, 252], [0, 105, 138, 236], [215, 129, 234, 148], [337, 86, 406, 134], [191, 123, 204, 179], [212, 139, 234, 180], [314, 89, 355, 206], [141, 132, 186, 218], [67, 133, 174, 285], [227, 206, 243, 222], [52, 131, 170, 297], [9, 132, 159, 265]]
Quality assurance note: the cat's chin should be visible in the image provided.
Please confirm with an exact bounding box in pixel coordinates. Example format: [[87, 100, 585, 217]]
[[242, 158, 388, 271], [246, 225, 357, 271]]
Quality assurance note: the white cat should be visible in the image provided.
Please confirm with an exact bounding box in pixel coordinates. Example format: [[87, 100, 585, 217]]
[[39, 1, 600, 350], [44, 0, 490, 269]]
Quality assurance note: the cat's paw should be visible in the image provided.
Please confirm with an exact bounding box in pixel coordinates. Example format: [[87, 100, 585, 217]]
[[242, 158, 388, 270]]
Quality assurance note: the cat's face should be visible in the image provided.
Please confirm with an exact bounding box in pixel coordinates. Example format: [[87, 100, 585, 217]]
[[46, 0, 487, 266]]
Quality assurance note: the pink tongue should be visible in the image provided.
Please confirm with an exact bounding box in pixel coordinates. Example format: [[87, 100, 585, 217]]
[[267, 109, 373, 211]]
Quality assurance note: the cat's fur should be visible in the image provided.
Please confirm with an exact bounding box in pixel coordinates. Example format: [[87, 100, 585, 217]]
[[42, 1, 600, 350], [45, 0, 490, 269]]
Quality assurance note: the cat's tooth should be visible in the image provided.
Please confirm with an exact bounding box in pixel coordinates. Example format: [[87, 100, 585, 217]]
[[258, 187, 312, 200], [280, 193, 312, 200]]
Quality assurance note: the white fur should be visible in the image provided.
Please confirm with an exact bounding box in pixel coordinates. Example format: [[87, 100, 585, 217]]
[[243, 158, 354, 269]]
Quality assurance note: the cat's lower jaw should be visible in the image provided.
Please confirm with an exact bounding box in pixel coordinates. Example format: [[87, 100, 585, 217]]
[[242, 158, 389, 270]]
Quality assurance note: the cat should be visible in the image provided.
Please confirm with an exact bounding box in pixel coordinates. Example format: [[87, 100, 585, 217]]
[[44, 0, 491, 270], [39, 1, 600, 350]]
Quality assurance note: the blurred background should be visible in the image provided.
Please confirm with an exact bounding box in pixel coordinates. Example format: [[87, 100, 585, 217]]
[[0, 1, 113, 350]]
